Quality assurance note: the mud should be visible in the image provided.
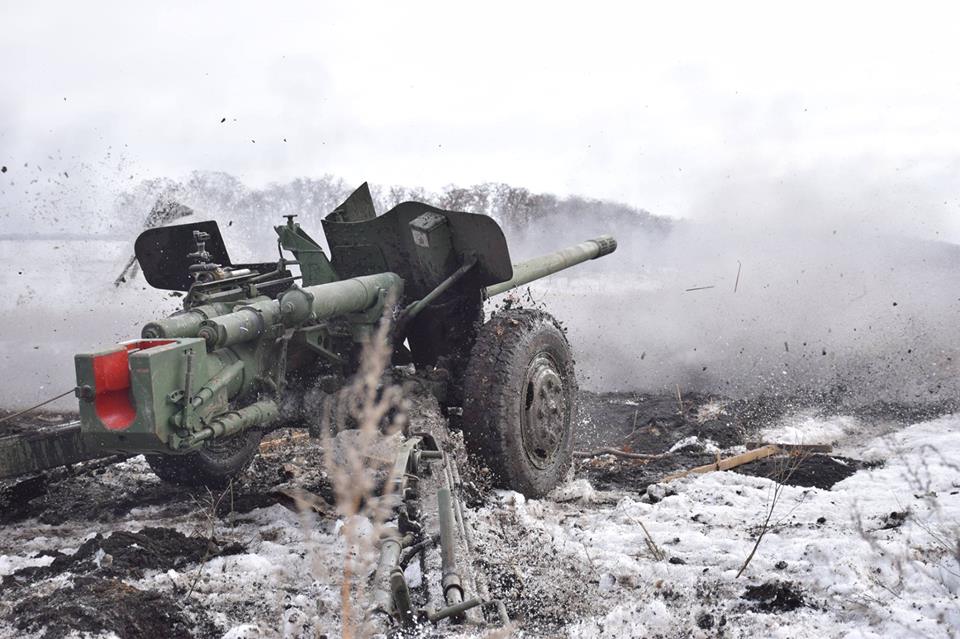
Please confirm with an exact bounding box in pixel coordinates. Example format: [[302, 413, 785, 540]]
[[13, 576, 218, 639], [4, 527, 244, 586], [576, 391, 745, 493], [575, 389, 942, 495], [577, 391, 738, 452], [0, 432, 333, 639], [1, 462, 189, 526], [0, 429, 335, 527], [742, 580, 806, 613], [733, 454, 863, 489], [0, 389, 953, 637], [579, 451, 717, 494]]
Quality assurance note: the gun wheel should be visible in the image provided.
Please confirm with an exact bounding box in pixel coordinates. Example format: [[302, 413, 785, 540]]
[[462, 308, 577, 497], [146, 430, 261, 488]]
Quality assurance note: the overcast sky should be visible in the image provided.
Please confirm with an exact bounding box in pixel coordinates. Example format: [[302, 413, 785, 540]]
[[2, 1, 959, 238]]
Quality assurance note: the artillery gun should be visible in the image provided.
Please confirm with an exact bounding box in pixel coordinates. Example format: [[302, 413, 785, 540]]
[[2, 183, 617, 629], [74, 183, 616, 494]]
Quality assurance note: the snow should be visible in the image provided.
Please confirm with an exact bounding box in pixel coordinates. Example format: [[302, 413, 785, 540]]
[[493, 414, 960, 637], [221, 625, 263, 639], [550, 478, 620, 505], [130, 503, 345, 634], [668, 435, 721, 453], [695, 399, 729, 422], [2, 409, 958, 637], [761, 411, 865, 446], [0, 553, 54, 576]]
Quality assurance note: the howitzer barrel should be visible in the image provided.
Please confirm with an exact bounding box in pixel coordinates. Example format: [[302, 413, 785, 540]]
[[483, 235, 617, 297], [197, 272, 402, 348], [302, 273, 402, 320]]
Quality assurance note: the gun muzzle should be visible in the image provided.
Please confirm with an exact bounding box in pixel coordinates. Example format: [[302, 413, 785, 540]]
[[483, 235, 617, 297]]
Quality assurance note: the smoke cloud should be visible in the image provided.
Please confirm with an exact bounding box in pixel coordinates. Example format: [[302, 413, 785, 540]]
[[1, 169, 958, 411], [530, 167, 960, 404]]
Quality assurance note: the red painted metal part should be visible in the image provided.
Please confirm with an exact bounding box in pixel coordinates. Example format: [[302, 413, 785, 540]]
[[91, 340, 174, 431]]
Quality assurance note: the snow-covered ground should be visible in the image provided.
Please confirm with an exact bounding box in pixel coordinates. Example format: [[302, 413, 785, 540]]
[[514, 413, 960, 638], [0, 453, 359, 638], [2, 407, 958, 638], [2, 234, 959, 637]]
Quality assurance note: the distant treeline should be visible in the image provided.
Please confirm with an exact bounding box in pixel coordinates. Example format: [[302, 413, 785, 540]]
[[113, 172, 672, 245]]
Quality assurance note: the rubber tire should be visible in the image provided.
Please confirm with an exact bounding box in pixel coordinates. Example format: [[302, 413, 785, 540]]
[[146, 430, 262, 488], [461, 309, 577, 497]]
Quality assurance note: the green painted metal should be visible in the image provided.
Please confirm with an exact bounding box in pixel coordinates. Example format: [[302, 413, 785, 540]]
[[483, 235, 618, 297], [437, 486, 464, 606], [399, 256, 477, 325], [371, 526, 406, 614], [0, 421, 105, 479], [180, 399, 279, 447], [326, 182, 377, 223], [141, 301, 251, 339], [7, 184, 618, 477], [74, 271, 401, 456], [76, 338, 230, 453], [389, 569, 415, 626], [2, 180, 622, 496], [275, 216, 338, 286], [426, 597, 483, 623], [196, 272, 403, 349]]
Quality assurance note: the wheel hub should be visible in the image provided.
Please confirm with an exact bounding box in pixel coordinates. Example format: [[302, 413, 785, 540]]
[[521, 355, 566, 469]]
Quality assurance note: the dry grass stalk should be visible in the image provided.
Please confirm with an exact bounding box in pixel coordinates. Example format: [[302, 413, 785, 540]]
[[315, 297, 409, 638], [625, 513, 664, 561], [184, 479, 234, 599], [736, 449, 808, 578]]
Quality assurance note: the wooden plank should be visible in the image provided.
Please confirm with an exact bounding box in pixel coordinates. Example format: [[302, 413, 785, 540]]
[[661, 445, 781, 483]]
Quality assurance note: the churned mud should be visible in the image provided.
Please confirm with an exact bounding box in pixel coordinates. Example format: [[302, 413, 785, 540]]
[[0, 389, 955, 637], [732, 453, 864, 489], [13, 576, 219, 639], [742, 580, 807, 613], [0, 430, 339, 638], [575, 389, 939, 494], [5, 528, 239, 639]]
